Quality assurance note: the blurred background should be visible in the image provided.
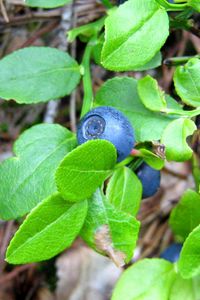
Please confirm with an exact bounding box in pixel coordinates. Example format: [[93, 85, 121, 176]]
[[0, 0, 200, 299]]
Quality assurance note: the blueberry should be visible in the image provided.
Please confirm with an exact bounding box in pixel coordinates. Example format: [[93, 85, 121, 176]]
[[77, 106, 135, 162], [136, 162, 161, 198], [117, 0, 127, 5], [160, 243, 182, 263]]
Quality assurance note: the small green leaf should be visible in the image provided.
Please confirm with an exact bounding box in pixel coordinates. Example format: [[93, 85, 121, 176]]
[[174, 58, 200, 107], [112, 259, 175, 300], [81, 189, 140, 266], [161, 118, 196, 162], [56, 140, 117, 202], [138, 75, 167, 112], [25, 0, 72, 8], [94, 77, 176, 142], [101, 0, 169, 71], [169, 189, 200, 241], [107, 167, 142, 216], [139, 149, 165, 170], [170, 273, 200, 300], [6, 194, 88, 264], [178, 224, 200, 278], [0, 47, 81, 104], [0, 124, 76, 220]]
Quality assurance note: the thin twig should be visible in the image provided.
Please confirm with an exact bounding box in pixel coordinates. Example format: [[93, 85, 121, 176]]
[[0, 0, 9, 23], [0, 264, 36, 284]]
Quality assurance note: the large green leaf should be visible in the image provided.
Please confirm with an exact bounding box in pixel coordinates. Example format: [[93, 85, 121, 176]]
[[169, 189, 200, 241], [81, 189, 140, 266], [0, 47, 81, 104], [0, 124, 76, 220], [161, 118, 196, 162], [6, 194, 88, 264], [174, 58, 200, 107], [55, 140, 117, 202], [112, 259, 175, 300], [101, 0, 169, 71], [178, 224, 200, 278], [25, 0, 72, 8], [94, 77, 175, 142], [106, 167, 142, 216]]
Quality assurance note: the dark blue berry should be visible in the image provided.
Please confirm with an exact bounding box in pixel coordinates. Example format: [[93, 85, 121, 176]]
[[117, 0, 127, 5], [77, 106, 135, 162], [160, 243, 182, 263], [136, 163, 161, 198]]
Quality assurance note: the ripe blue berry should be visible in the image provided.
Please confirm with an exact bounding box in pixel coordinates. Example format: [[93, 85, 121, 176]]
[[136, 163, 161, 198], [77, 106, 135, 162], [160, 243, 182, 263]]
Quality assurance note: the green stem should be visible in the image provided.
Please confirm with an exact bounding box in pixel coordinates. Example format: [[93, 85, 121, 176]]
[[164, 107, 200, 118], [174, 0, 187, 3], [164, 55, 200, 66], [80, 37, 96, 118], [101, 0, 113, 8], [156, 0, 188, 10], [115, 156, 134, 169]]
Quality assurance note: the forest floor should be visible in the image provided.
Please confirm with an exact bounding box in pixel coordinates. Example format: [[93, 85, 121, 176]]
[[0, 1, 200, 299]]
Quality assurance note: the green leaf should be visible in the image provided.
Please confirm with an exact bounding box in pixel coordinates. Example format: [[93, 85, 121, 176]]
[[139, 149, 165, 170], [101, 0, 169, 71], [170, 273, 200, 300], [192, 153, 200, 192], [161, 118, 196, 162], [106, 167, 142, 216], [6, 194, 88, 264], [94, 77, 176, 142], [174, 58, 200, 107], [56, 140, 117, 202], [0, 47, 81, 104], [188, 0, 200, 12], [138, 75, 167, 112], [25, 0, 71, 8], [133, 51, 162, 71], [178, 224, 200, 278], [0, 124, 76, 220], [81, 189, 140, 266], [112, 259, 175, 300], [92, 34, 104, 65], [169, 189, 200, 241]]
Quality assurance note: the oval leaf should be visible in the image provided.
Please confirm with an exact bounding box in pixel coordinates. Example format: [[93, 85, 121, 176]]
[[81, 189, 140, 266], [6, 194, 88, 264], [178, 224, 200, 278], [101, 0, 169, 71], [138, 75, 167, 112], [106, 167, 142, 216], [174, 58, 200, 107], [0, 124, 76, 220], [161, 118, 196, 162], [0, 47, 81, 104], [169, 189, 200, 240], [112, 259, 175, 300], [55, 140, 117, 202]]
